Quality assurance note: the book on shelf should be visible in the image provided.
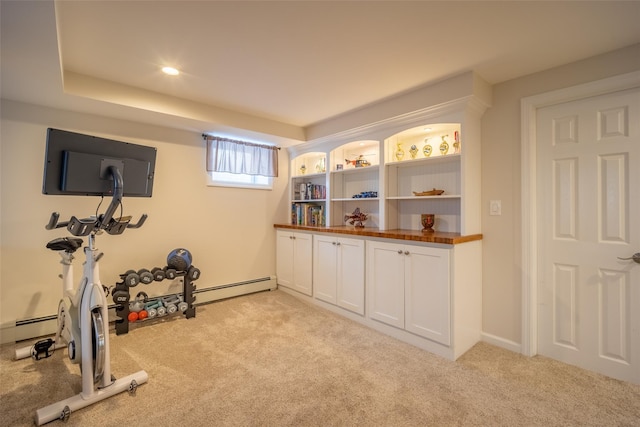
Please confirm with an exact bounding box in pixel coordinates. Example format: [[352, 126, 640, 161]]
[[296, 183, 326, 200], [291, 203, 325, 226]]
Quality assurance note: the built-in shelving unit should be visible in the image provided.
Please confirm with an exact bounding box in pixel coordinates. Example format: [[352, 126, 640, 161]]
[[384, 124, 463, 232], [290, 152, 327, 226], [287, 88, 486, 235], [329, 140, 380, 227]]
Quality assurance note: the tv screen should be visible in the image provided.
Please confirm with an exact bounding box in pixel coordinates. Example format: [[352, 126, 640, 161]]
[[43, 128, 156, 197]]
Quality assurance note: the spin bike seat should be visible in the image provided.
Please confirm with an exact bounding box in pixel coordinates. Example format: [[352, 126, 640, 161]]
[[46, 237, 84, 253]]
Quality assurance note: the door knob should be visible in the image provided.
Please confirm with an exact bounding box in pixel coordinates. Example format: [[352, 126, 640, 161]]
[[617, 253, 640, 264]]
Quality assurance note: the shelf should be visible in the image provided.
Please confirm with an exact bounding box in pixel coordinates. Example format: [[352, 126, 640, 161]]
[[385, 153, 460, 168], [331, 164, 379, 175], [331, 140, 380, 172], [331, 197, 379, 202], [386, 195, 460, 200], [293, 199, 326, 203], [292, 171, 326, 179]]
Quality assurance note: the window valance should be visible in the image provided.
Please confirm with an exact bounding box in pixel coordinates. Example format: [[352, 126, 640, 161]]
[[205, 136, 278, 177]]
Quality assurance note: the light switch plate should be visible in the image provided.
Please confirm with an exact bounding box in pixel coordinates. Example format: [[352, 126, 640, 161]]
[[490, 200, 502, 216]]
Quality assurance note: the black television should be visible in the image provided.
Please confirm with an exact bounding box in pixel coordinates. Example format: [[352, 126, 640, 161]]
[[42, 128, 156, 197]]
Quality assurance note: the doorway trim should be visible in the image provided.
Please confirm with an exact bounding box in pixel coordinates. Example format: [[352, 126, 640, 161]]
[[520, 70, 640, 357]]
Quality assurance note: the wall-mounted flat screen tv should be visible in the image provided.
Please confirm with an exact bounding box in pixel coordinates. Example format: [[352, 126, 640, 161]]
[[42, 128, 156, 197]]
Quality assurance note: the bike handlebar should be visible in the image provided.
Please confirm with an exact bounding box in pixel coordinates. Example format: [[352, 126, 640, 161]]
[[45, 166, 148, 236]]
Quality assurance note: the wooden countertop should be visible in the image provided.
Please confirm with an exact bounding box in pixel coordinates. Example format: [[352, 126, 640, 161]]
[[274, 224, 482, 245]]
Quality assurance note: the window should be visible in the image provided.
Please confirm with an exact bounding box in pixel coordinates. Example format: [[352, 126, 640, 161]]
[[205, 136, 278, 190]]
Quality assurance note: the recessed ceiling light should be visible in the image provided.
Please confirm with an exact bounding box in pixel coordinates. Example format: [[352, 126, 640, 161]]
[[162, 66, 180, 76]]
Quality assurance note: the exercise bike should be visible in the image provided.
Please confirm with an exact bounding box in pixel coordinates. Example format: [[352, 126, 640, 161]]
[[15, 166, 149, 425]]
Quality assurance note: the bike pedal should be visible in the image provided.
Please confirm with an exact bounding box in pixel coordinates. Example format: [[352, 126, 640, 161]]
[[31, 338, 55, 360]]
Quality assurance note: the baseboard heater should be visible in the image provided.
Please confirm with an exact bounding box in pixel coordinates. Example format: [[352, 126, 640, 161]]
[[7, 276, 277, 343]]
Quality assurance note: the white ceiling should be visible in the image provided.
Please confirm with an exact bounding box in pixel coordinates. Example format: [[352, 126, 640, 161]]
[[2, 1, 639, 146]]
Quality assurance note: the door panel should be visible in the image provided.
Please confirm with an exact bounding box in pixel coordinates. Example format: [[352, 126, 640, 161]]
[[276, 231, 293, 287], [292, 232, 313, 296], [336, 237, 364, 315], [405, 246, 450, 345], [313, 235, 337, 304], [366, 241, 404, 328], [537, 88, 639, 384]]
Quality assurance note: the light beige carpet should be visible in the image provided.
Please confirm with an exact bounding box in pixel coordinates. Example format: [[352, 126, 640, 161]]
[[1, 289, 639, 426]]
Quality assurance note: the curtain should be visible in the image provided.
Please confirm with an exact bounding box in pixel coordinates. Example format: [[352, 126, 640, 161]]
[[206, 136, 278, 177]]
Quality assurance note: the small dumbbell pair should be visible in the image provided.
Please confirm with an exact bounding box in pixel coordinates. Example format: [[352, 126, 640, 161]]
[[120, 266, 180, 287]]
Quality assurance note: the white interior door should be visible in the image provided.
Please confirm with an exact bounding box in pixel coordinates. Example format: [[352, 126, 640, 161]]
[[536, 87, 639, 384]]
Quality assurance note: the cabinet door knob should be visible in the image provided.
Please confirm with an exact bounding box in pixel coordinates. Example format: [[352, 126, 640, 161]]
[[404, 251, 410, 255], [332, 242, 336, 245], [336, 242, 341, 246], [397, 250, 403, 254]]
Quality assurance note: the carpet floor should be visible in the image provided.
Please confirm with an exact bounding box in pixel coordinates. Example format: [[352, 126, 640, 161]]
[[1, 289, 639, 426]]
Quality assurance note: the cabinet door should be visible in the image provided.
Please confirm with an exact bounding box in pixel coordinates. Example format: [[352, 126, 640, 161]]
[[405, 245, 451, 345], [276, 231, 294, 287], [292, 232, 313, 296], [336, 237, 365, 315], [313, 235, 337, 304], [366, 240, 404, 328]]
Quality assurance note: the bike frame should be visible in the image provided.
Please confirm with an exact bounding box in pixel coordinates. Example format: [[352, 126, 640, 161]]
[[14, 166, 148, 425]]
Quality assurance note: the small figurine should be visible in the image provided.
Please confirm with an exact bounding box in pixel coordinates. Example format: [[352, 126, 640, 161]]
[[344, 207, 368, 228], [413, 188, 445, 196], [409, 144, 418, 159], [345, 155, 371, 168]]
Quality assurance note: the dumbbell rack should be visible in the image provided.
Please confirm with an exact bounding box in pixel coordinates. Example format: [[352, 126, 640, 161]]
[[113, 266, 199, 335]]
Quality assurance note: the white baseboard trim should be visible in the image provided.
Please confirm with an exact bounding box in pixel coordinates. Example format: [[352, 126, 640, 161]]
[[5, 277, 277, 344], [481, 332, 522, 354]]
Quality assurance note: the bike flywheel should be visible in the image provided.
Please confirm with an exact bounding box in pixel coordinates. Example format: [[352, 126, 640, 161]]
[[91, 309, 106, 383]]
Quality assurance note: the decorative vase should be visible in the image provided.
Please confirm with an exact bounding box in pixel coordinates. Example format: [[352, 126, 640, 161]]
[[423, 139, 432, 157], [409, 144, 418, 159], [439, 135, 449, 155], [453, 131, 461, 154], [421, 214, 435, 232], [395, 142, 405, 161]]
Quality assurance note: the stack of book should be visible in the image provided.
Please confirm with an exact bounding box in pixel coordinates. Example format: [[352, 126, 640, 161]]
[[291, 203, 324, 226], [296, 183, 326, 200]]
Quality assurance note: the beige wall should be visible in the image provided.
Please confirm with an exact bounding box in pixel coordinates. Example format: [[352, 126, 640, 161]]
[[2, 44, 638, 350], [481, 44, 640, 347], [0, 101, 290, 341]]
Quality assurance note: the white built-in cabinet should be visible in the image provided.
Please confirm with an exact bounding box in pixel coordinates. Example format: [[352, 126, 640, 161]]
[[278, 84, 489, 360], [313, 234, 365, 315], [366, 240, 450, 345], [275, 230, 312, 296]]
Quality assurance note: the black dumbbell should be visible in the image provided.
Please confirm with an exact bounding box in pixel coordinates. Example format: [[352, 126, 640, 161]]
[[164, 267, 177, 280], [122, 270, 140, 287], [138, 269, 154, 285], [112, 289, 130, 306], [151, 267, 166, 282], [187, 266, 200, 281]]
